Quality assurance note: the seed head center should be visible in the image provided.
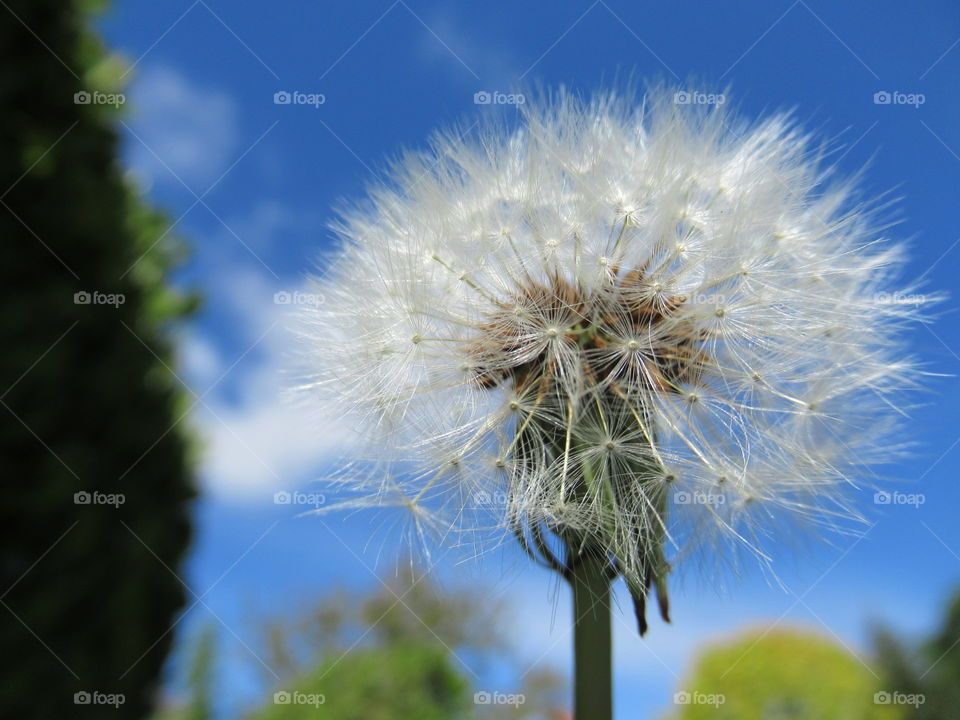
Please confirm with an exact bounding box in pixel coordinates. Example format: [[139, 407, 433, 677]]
[[469, 269, 707, 396]]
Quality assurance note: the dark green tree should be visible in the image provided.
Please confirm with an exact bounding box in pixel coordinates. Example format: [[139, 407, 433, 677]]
[[873, 589, 960, 719], [0, 0, 196, 718]]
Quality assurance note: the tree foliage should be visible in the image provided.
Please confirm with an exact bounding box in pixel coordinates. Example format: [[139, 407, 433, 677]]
[[251, 644, 470, 720], [152, 569, 566, 720], [873, 589, 960, 719], [247, 567, 565, 720], [665, 628, 901, 720], [0, 1, 196, 717]]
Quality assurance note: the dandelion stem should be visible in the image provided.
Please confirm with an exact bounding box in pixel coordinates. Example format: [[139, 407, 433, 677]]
[[569, 545, 613, 720]]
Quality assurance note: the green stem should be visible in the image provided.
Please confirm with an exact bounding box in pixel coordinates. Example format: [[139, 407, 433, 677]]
[[570, 549, 613, 720]]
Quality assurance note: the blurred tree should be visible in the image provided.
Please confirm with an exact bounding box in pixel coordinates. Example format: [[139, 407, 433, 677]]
[[148, 626, 216, 720], [241, 567, 566, 720], [0, 0, 196, 718], [250, 644, 470, 720], [873, 589, 960, 719], [664, 628, 901, 720]]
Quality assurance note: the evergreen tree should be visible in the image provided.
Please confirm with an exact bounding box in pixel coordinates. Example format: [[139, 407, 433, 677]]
[[873, 589, 960, 719], [0, 1, 196, 717]]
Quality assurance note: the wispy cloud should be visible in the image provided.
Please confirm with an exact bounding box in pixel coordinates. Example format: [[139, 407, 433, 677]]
[[178, 271, 351, 501], [124, 64, 240, 191]]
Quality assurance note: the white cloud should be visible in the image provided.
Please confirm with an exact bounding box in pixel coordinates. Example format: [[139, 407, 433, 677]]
[[196, 379, 349, 501], [124, 64, 239, 192], [179, 331, 223, 389], [415, 8, 522, 92], [177, 247, 352, 503]]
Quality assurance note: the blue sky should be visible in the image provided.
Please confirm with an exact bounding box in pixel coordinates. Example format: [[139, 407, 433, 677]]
[[98, 1, 960, 717]]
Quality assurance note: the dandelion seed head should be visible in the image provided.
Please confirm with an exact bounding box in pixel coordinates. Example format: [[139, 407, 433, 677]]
[[299, 87, 931, 618]]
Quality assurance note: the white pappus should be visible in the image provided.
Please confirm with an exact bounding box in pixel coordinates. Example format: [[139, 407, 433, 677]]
[[296, 87, 930, 632]]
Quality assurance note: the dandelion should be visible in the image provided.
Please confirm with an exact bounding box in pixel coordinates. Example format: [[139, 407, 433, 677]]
[[298, 87, 928, 719]]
